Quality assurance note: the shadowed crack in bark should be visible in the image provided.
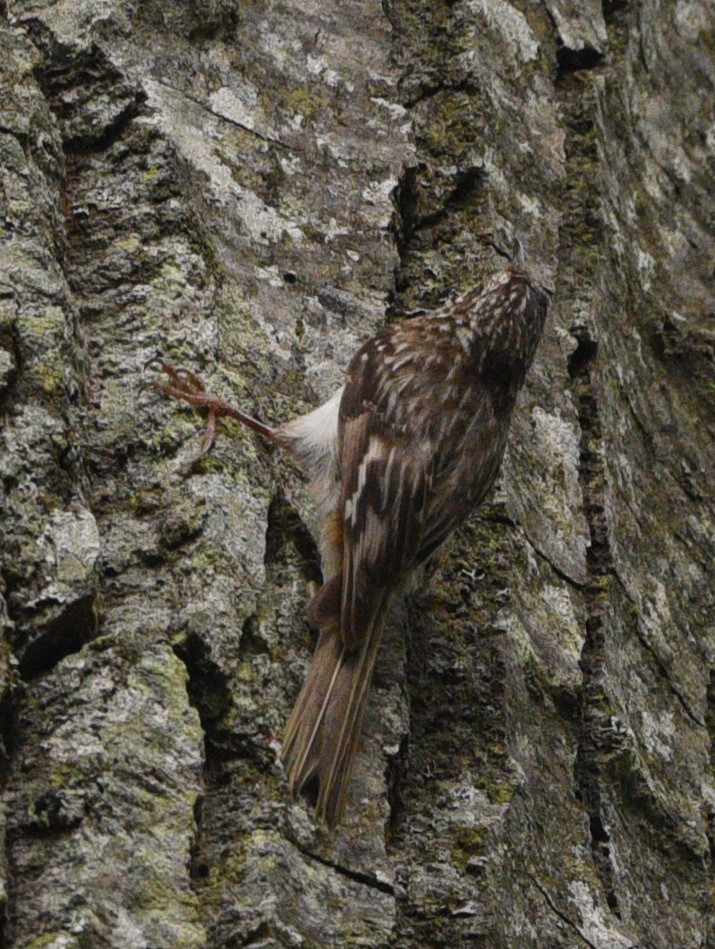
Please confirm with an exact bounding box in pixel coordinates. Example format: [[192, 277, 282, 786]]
[[171, 637, 210, 890], [402, 77, 473, 109], [264, 492, 323, 585], [0, 657, 17, 948], [521, 525, 589, 590], [1, 0, 712, 943], [153, 78, 295, 152], [297, 844, 397, 897], [569, 327, 705, 731], [611, 569, 706, 729], [570, 332, 622, 917], [529, 875, 612, 949], [560, 72, 622, 922]]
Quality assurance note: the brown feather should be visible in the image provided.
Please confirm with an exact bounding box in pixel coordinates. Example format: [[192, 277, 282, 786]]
[[282, 592, 387, 827], [150, 263, 548, 827], [282, 263, 549, 827]]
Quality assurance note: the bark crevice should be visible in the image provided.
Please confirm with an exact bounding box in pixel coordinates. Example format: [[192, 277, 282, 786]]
[[1, 0, 712, 943], [530, 875, 604, 949], [559, 73, 622, 922], [297, 844, 397, 897]]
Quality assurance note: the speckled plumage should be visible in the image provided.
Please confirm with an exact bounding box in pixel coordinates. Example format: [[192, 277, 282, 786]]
[[150, 260, 549, 828], [281, 263, 549, 826]]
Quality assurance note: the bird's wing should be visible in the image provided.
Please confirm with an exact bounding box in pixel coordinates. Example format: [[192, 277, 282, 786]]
[[336, 329, 462, 650], [337, 410, 427, 648]]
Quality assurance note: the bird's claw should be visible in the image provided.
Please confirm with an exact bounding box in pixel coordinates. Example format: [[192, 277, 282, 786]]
[[144, 356, 217, 456], [144, 357, 206, 394], [144, 353, 276, 453]]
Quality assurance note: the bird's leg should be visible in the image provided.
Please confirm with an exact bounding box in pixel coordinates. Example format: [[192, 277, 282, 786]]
[[145, 357, 276, 455]]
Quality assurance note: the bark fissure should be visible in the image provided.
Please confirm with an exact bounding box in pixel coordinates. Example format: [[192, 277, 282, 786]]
[[154, 78, 295, 152], [0, 308, 21, 416], [706, 670, 715, 879], [171, 635, 228, 891], [0, 671, 18, 949], [297, 844, 397, 896], [560, 72, 622, 915], [543, 3, 607, 78], [572, 368, 622, 917], [556, 44, 605, 76], [530, 875, 606, 949], [611, 570, 706, 728], [16, 593, 99, 681], [1, 0, 712, 943], [522, 526, 589, 590], [264, 493, 323, 586], [388, 161, 419, 320], [402, 77, 474, 109]]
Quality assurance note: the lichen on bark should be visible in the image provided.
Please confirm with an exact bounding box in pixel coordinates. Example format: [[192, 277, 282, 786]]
[[0, 0, 713, 947]]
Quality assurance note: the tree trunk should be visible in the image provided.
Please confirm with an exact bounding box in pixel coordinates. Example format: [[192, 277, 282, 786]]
[[1, 0, 713, 946]]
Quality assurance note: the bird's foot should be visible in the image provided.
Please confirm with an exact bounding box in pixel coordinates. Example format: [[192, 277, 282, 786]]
[[145, 356, 275, 455], [145, 357, 223, 455]]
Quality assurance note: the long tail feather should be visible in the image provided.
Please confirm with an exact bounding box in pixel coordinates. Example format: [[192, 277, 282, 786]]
[[282, 594, 387, 828]]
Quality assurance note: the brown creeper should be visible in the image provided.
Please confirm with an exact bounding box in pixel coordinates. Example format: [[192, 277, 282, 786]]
[[148, 244, 549, 827]]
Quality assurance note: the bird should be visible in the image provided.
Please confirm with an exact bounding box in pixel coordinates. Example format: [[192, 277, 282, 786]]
[[147, 237, 550, 827]]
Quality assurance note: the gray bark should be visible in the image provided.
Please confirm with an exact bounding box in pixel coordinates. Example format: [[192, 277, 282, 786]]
[[0, 0, 713, 946]]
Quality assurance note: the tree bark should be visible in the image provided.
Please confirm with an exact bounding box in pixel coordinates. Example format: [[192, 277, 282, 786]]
[[0, 0, 713, 946]]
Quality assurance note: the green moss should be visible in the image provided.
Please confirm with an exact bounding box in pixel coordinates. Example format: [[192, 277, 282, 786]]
[[114, 235, 141, 253], [25, 935, 74, 949], [263, 159, 287, 202], [143, 414, 196, 456], [326, 892, 343, 911], [421, 92, 486, 157], [486, 782, 516, 805], [188, 454, 226, 475], [190, 546, 221, 572], [697, 26, 715, 51], [299, 222, 325, 243], [450, 825, 486, 870], [32, 362, 65, 397], [283, 88, 325, 123], [236, 661, 258, 683], [87, 632, 117, 655], [25, 800, 47, 829], [19, 308, 65, 338]]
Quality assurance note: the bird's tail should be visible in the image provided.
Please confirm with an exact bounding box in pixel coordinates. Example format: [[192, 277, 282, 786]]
[[282, 585, 387, 828]]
